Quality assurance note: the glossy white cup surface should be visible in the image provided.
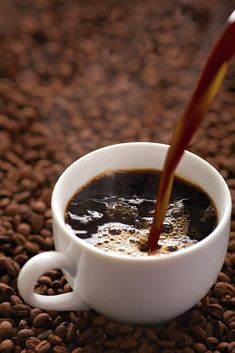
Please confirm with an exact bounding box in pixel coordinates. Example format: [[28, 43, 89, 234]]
[[18, 142, 231, 324]]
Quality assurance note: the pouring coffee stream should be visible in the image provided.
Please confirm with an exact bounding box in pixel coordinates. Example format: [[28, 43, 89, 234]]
[[148, 10, 235, 253]]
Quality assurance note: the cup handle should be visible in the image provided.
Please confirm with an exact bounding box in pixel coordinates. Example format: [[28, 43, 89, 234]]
[[18, 251, 89, 311]]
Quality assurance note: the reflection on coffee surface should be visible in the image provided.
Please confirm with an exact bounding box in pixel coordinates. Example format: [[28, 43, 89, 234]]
[[65, 170, 217, 256]]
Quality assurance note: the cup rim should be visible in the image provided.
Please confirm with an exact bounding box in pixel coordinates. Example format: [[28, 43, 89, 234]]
[[51, 142, 232, 263]]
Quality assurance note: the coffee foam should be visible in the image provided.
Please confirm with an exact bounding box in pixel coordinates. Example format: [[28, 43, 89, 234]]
[[90, 201, 197, 256]]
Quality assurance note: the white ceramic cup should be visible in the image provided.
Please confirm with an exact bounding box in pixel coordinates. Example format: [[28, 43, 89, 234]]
[[18, 142, 231, 324]]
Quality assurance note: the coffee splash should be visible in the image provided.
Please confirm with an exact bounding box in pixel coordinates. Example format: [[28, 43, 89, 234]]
[[148, 11, 235, 253]]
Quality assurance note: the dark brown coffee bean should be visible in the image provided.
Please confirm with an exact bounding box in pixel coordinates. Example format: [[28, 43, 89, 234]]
[[90, 332, 106, 346], [14, 191, 31, 202], [181, 348, 195, 353], [66, 322, 76, 342], [71, 349, 85, 353], [104, 340, 119, 349], [213, 282, 235, 298], [192, 342, 208, 353], [10, 294, 23, 305], [104, 322, 118, 333], [31, 200, 47, 214], [53, 347, 70, 353], [144, 328, 159, 342], [0, 283, 14, 300], [29, 213, 44, 232], [28, 235, 44, 247], [228, 342, 235, 353], [0, 321, 13, 338], [190, 325, 207, 340], [158, 340, 175, 349], [6, 259, 21, 277], [173, 330, 192, 347], [18, 319, 29, 329], [17, 328, 34, 342], [119, 338, 138, 349], [30, 308, 42, 320], [208, 303, 224, 318], [16, 223, 31, 236], [218, 272, 231, 283], [217, 342, 229, 352], [47, 333, 62, 345], [13, 346, 22, 353], [11, 304, 30, 317], [35, 340, 52, 353], [227, 329, 235, 342], [0, 339, 14, 353], [0, 302, 12, 317], [93, 315, 108, 326], [54, 324, 66, 340], [0, 198, 10, 208], [117, 323, 133, 333], [37, 330, 53, 341], [24, 241, 40, 255], [138, 343, 152, 353], [223, 310, 235, 326], [38, 275, 52, 286], [184, 310, 206, 327], [33, 313, 50, 327], [79, 327, 97, 343], [44, 237, 54, 250], [205, 336, 219, 349]]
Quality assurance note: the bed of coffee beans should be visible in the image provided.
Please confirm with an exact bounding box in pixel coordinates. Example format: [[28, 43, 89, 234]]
[[0, 0, 234, 352]]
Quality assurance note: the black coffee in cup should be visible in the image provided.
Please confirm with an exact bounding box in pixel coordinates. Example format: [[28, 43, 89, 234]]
[[65, 169, 217, 256]]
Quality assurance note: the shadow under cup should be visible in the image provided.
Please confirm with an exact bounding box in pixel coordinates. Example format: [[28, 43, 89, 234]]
[[18, 142, 232, 324]]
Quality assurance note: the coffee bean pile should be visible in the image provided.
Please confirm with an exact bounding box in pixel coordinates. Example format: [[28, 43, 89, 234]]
[[0, 0, 235, 352]]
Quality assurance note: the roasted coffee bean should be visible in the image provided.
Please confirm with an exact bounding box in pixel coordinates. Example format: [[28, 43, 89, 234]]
[[217, 342, 229, 352], [6, 259, 20, 278], [35, 340, 52, 353], [0, 302, 12, 317], [78, 327, 97, 344], [119, 338, 138, 349], [104, 340, 119, 349], [55, 324, 66, 340], [66, 322, 77, 342], [37, 330, 53, 341], [16, 223, 31, 236], [93, 316, 108, 326], [11, 304, 30, 317], [190, 325, 207, 340], [33, 313, 50, 327], [223, 310, 235, 327], [181, 348, 195, 353], [29, 213, 44, 233], [117, 323, 133, 334], [30, 308, 42, 320], [0, 283, 14, 300], [10, 294, 23, 305], [205, 336, 219, 349], [208, 303, 224, 318], [0, 339, 14, 353], [17, 328, 34, 342], [53, 347, 70, 353], [24, 241, 40, 255], [47, 333, 63, 345], [227, 329, 235, 342], [0, 320, 13, 338], [192, 342, 208, 353], [144, 328, 159, 343]]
